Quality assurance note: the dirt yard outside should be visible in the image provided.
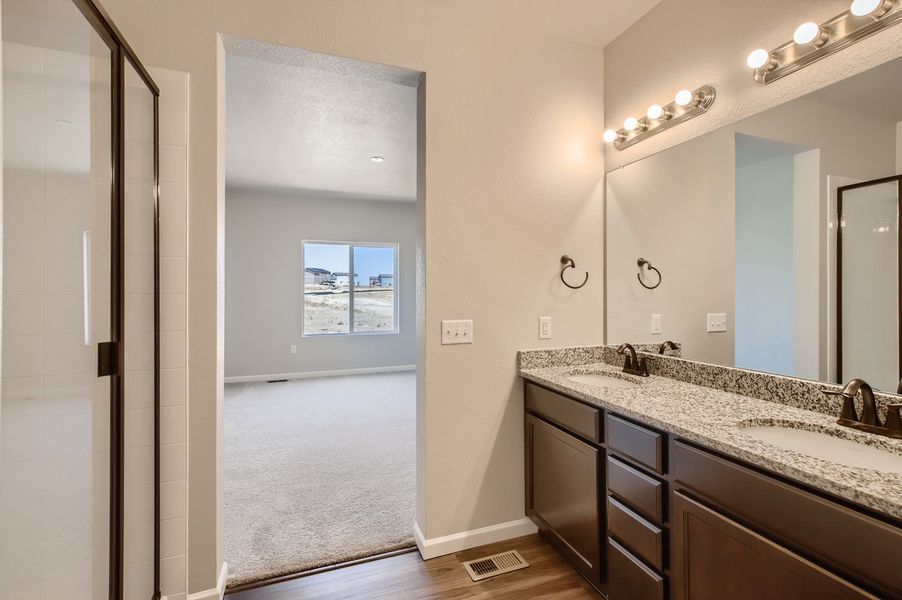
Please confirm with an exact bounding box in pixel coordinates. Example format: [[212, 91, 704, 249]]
[[304, 286, 395, 334]]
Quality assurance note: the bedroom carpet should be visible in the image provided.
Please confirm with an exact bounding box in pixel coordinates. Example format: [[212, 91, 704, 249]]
[[224, 371, 416, 588]]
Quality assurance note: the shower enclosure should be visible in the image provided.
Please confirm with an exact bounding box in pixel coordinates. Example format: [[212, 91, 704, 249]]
[[837, 175, 901, 393], [1, 0, 160, 598]]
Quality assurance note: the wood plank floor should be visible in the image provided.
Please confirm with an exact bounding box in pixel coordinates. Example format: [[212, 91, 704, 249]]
[[226, 534, 601, 599]]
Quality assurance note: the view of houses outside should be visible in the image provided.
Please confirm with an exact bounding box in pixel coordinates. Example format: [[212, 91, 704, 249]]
[[303, 242, 397, 335]]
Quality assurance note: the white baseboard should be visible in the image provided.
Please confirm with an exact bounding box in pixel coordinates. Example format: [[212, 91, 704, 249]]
[[413, 518, 538, 560], [224, 365, 416, 384], [186, 561, 228, 600]]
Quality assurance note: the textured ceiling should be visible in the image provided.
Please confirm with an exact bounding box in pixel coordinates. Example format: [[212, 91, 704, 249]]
[[225, 36, 420, 201], [429, 0, 662, 48]]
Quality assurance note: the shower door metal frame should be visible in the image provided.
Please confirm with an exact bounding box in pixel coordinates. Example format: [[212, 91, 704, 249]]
[[836, 174, 902, 389], [69, 1, 162, 598]]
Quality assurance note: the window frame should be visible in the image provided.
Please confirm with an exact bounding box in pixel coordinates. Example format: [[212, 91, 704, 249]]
[[301, 240, 400, 337]]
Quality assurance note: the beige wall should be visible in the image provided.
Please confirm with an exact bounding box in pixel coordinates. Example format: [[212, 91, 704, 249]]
[[897, 121, 902, 174], [604, 0, 902, 169], [98, 0, 606, 593]]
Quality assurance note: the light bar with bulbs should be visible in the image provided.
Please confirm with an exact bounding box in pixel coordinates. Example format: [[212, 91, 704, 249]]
[[747, 0, 902, 84], [603, 85, 716, 151]]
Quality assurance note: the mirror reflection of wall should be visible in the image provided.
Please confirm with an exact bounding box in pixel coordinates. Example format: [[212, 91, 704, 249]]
[[606, 55, 902, 392]]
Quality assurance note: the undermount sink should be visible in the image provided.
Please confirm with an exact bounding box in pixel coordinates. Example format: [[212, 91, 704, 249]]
[[740, 423, 902, 474], [566, 373, 640, 389]]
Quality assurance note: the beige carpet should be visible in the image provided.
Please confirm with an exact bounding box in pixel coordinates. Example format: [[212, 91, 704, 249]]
[[224, 372, 416, 588]]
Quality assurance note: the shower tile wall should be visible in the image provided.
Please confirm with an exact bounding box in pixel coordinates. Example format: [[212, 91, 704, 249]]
[[148, 66, 189, 600], [0, 46, 189, 599]]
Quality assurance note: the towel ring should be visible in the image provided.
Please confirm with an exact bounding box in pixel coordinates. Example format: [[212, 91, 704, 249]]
[[637, 258, 661, 290], [560, 255, 588, 289]]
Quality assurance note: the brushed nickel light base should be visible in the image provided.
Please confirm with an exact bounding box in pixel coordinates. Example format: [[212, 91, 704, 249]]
[[753, 3, 902, 85], [612, 85, 716, 151]]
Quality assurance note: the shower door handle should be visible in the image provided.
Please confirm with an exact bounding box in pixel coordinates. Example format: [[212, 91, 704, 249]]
[[98, 341, 120, 377]]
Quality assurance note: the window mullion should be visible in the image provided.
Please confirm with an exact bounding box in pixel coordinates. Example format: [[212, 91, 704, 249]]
[[348, 244, 355, 333]]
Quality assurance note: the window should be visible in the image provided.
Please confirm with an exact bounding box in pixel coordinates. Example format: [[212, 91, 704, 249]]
[[302, 241, 399, 336]]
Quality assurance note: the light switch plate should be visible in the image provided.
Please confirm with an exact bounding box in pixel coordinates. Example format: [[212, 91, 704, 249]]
[[442, 319, 473, 345], [707, 312, 727, 333], [650, 314, 662, 335], [290, 344, 297, 354], [539, 316, 552, 339]]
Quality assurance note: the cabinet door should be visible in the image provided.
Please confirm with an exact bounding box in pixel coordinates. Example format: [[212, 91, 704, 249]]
[[671, 492, 878, 600], [526, 414, 602, 584]]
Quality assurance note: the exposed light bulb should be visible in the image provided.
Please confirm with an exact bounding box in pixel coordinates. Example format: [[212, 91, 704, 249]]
[[674, 89, 695, 107], [851, 0, 893, 17], [603, 129, 619, 143], [623, 116, 640, 131], [646, 104, 665, 120], [370, 156, 384, 163], [746, 49, 773, 70], [793, 22, 827, 45]]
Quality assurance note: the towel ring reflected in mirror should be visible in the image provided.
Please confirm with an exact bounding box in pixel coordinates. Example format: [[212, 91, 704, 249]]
[[637, 257, 662, 290], [560, 255, 589, 289]]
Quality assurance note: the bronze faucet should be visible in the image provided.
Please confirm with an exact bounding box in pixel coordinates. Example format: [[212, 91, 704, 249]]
[[617, 343, 649, 377], [658, 340, 678, 355], [822, 379, 902, 439]]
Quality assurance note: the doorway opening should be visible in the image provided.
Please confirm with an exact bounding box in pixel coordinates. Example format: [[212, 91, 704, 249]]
[[221, 37, 422, 590]]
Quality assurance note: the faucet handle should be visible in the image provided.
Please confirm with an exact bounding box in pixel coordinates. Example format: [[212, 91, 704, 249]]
[[886, 405, 902, 434], [822, 388, 858, 422]]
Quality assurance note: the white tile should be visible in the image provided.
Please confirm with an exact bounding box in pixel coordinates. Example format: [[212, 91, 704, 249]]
[[44, 334, 93, 376], [160, 293, 186, 332], [3, 42, 43, 74], [123, 560, 154, 600], [159, 144, 187, 183], [0, 459, 43, 504], [123, 522, 154, 565], [160, 444, 186, 483], [43, 48, 91, 80], [40, 572, 94, 600], [160, 480, 186, 520], [124, 483, 154, 526], [41, 454, 99, 497], [4, 78, 44, 168], [2, 335, 44, 378], [4, 168, 43, 214], [41, 532, 93, 579], [0, 377, 44, 420], [125, 331, 154, 372], [42, 377, 93, 416], [160, 258, 186, 294], [160, 369, 186, 407], [42, 492, 94, 539], [45, 252, 84, 294], [1, 417, 43, 461], [123, 445, 154, 487], [0, 542, 41, 592], [4, 250, 44, 294], [126, 255, 155, 294], [125, 216, 155, 257], [160, 219, 187, 258], [44, 212, 92, 255], [160, 331, 186, 369], [125, 140, 154, 182], [43, 412, 92, 457], [44, 294, 86, 336], [148, 67, 188, 109], [125, 178, 155, 219], [160, 554, 186, 595], [159, 181, 187, 221], [160, 406, 186, 445], [159, 105, 187, 147], [125, 407, 154, 449], [6, 208, 43, 256], [4, 294, 44, 336], [125, 94, 154, 144], [124, 369, 154, 410], [44, 172, 93, 216], [125, 292, 155, 334], [0, 499, 42, 548], [160, 518, 186, 558]]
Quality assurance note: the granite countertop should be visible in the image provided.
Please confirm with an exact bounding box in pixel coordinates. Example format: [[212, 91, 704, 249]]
[[519, 361, 902, 521]]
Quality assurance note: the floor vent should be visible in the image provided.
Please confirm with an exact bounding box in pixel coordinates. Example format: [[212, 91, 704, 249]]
[[461, 550, 529, 582]]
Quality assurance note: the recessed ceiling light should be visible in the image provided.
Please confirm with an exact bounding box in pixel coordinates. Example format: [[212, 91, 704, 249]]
[[370, 156, 384, 163]]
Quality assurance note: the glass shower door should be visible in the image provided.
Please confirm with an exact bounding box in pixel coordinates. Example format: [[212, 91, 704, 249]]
[[1, 0, 113, 597], [837, 177, 901, 392]]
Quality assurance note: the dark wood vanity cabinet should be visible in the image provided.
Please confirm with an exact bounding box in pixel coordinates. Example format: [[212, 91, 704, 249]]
[[523, 382, 902, 600], [525, 413, 603, 585]]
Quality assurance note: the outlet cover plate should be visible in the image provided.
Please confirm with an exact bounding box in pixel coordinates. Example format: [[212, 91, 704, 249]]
[[707, 312, 727, 333], [539, 316, 552, 339]]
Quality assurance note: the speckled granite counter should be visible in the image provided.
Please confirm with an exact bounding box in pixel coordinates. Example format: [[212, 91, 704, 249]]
[[518, 354, 902, 521]]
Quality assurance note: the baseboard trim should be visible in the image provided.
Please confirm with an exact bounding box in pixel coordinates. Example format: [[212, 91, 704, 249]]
[[413, 518, 538, 560], [224, 365, 416, 384], [186, 561, 228, 600]]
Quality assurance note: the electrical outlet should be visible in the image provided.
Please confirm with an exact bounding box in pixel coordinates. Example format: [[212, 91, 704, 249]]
[[539, 316, 552, 339], [650, 313, 662, 335], [707, 312, 727, 333], [442, 319, 474, 345], [290, 344, 297, 354]]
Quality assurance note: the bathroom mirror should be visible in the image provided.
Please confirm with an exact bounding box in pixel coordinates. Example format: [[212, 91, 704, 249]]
[[606, 55, 902, 393]]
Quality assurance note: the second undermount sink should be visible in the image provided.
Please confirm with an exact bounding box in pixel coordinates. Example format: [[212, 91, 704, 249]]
[[567, 373, 640, 389], [740, 422, 902, 474]]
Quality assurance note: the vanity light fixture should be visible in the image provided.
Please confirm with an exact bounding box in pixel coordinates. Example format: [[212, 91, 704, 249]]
[[747, 0, 902, 84], [370, 155, 384, 163], [603, 85, 716, 151]]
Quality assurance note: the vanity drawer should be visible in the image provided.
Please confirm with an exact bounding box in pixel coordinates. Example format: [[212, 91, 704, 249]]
[[608, 538, 665, 600], [608, 454, 665, 524], [608, 496, 664, 570], [607, 414, 665, 473], [673, 441, 902, 597], [526, 382, 601, 443]]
